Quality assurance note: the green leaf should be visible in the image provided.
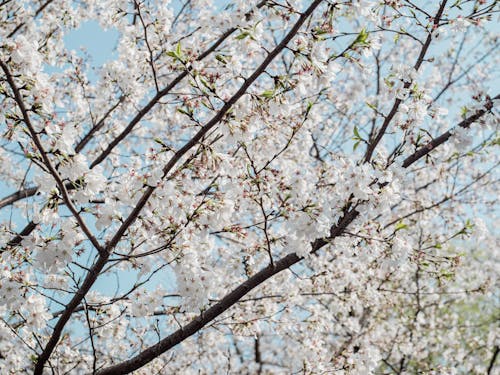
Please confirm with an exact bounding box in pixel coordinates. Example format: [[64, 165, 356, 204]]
[[354, 28, 369, 46], [441, 271, 454, 280], [215, 54, 227, 64], [353, 126, 361, 140], [353, 140, 360, 151], [260, 89, 275, 99], [236, 32, 249, 40], [366, 102, 377, 111], [167, 43, 183, 61], [313, 27, 328, 35], [306, 101, 313, 115], [176, 107, 191, 116], [154, 137, 167, 147], [465, 219, 474, 230], [395, 222, 409, 231], [199, 77, 213, 90]]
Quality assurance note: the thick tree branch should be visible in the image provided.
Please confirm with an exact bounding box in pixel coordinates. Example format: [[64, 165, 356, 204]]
[[402, 94, 498, 168], [89, 0, 268, 169], [0, 186, 38, 210], [487, 346, 499, 375], [32, 2, 323, 372], [96, 92, 497, 374]]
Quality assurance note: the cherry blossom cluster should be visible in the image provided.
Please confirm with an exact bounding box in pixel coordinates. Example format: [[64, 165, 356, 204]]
[[0, 0, 498, 374]]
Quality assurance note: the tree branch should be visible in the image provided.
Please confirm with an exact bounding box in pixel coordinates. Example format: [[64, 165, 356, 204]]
[[32, 1, 323, 372], [402, 94, 498, 168], [487, 346, 499, 375], [96, 91, 497, 374], [0, 60, 104, 255], [364, 0, 448, 163], [89, 0, 268, 169], [6, 0, 56, 38]]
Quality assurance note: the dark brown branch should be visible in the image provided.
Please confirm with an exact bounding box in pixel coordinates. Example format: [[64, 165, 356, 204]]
[[89, 0, 268, 169], [364, 0, 448, 163], [95, 90, 497, 373], [0, 60, 104, 255], [0, 186, 38, 210], [33, 1, 322, 372], [402, 94, 498, 168], [487, 346, 499, 375], [7, 0, 56, 38]]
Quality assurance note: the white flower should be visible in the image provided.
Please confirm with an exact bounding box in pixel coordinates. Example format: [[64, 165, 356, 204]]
[[407, 100, 427, 123], [95, 200, 120, 231], [33, 172, 57, 195], [391, 63, 417, 83], [85, 167, 106, 197], [55, 124, 78, 153], [174, 259, 210, 312], [392, 236, 411, 263], [24, 295, 51, 329], [146, 167, 164, 186], [451, 17, 471, 33], [429, 106, 449, 119], [10, 35, 42, 74]]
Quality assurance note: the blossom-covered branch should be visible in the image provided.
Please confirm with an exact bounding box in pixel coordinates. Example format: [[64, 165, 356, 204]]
[[0, 0, 498, 374], [97, 93, 497, 374]]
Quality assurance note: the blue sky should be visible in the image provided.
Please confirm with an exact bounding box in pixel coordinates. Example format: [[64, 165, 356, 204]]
[[63, 20, 120, 81]]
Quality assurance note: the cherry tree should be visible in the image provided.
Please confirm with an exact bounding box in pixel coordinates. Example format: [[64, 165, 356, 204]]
[[0, 0, 498, 373]]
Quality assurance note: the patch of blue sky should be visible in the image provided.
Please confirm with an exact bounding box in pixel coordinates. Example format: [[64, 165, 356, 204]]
[[42, 20, 119, 83]]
